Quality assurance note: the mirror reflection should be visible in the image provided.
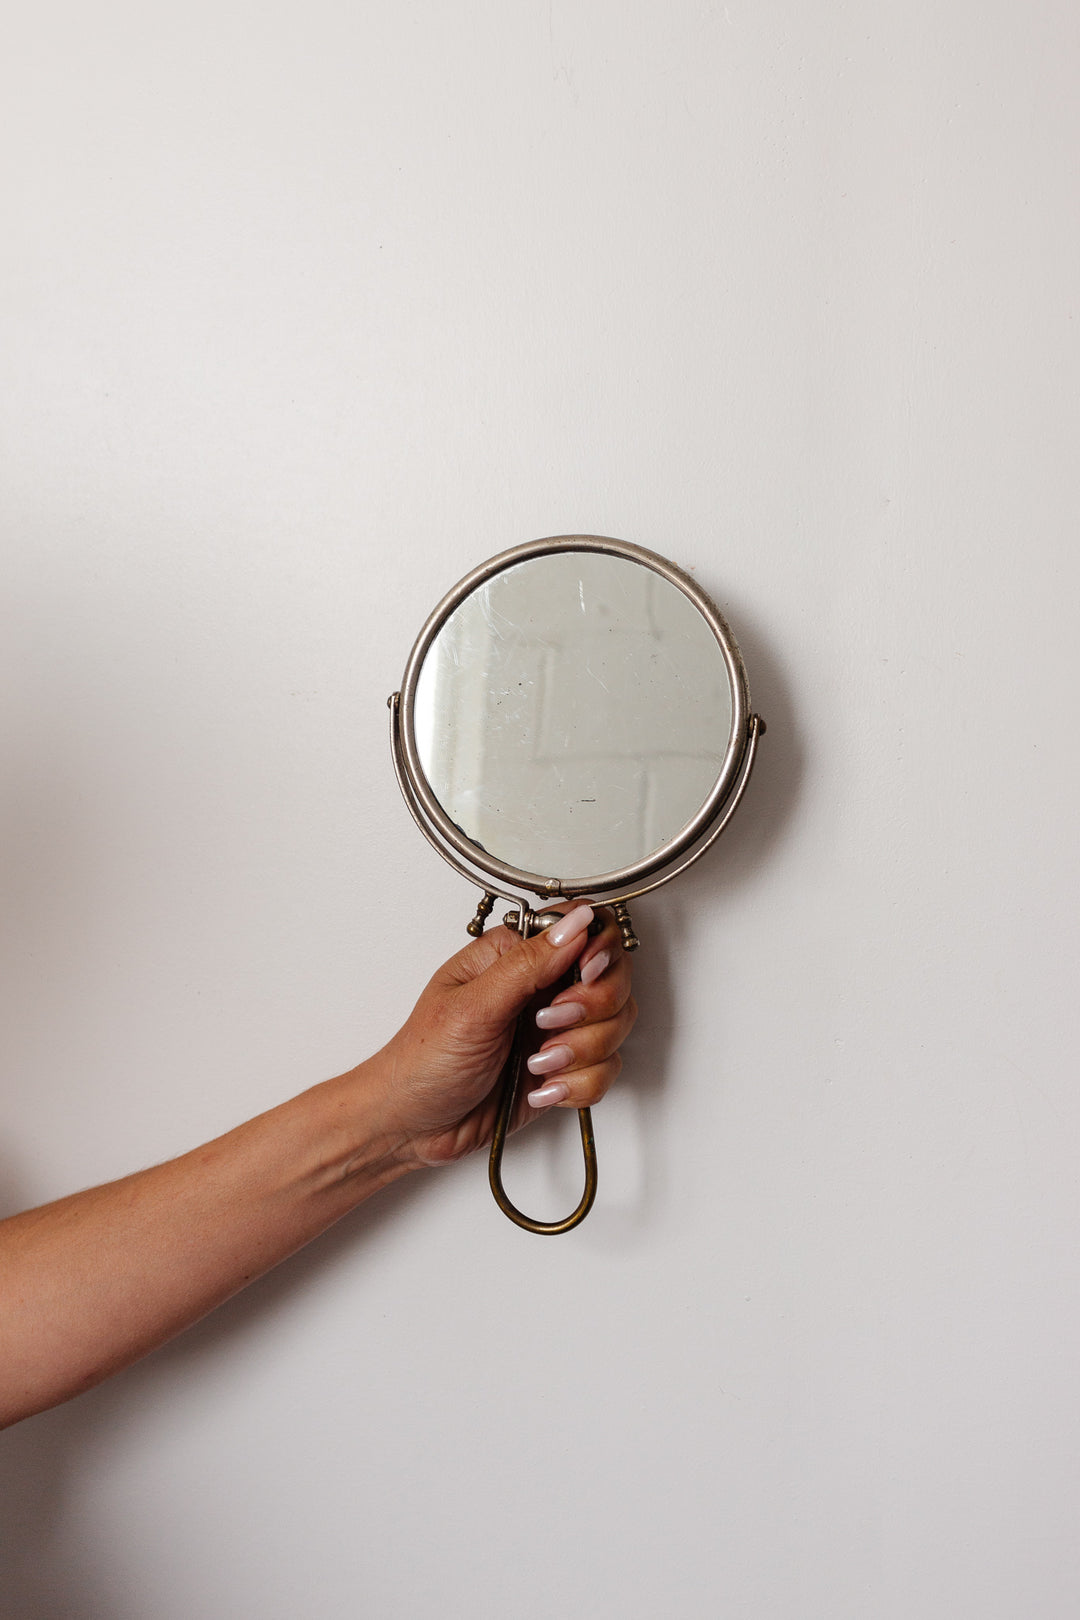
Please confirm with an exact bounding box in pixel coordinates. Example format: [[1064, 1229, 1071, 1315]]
[[413, 550, 734, 880]]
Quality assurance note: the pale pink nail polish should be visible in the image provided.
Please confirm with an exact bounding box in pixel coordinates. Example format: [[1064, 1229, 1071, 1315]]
[[526, 1080, 570, 1109], [527, 1043, 573, 1076], [579, 949, 611, 987], [536, 1001, 586, 1030], [546, 904, 594, 948]]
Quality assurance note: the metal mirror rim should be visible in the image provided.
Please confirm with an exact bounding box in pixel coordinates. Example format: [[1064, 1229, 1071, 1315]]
[[395, 535, 751, 899]]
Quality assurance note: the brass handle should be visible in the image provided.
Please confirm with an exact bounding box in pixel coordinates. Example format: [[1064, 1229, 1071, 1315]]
[[487, 908, 598, 1235]]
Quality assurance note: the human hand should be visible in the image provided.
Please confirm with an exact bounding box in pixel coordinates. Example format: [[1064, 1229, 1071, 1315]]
[[371, 904, 636, 1168]]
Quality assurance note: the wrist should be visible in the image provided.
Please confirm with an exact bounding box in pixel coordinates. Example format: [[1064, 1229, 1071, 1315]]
[[313, 1056, 421, 1195]]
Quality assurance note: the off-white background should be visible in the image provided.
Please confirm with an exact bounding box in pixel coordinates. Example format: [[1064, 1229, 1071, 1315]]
[[2, 3, 1077, 1617]]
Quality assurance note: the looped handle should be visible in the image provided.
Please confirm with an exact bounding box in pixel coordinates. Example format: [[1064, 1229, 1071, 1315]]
[[487, 908, 599, 1235]]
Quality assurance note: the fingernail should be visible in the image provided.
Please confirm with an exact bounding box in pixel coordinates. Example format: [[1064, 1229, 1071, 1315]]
[[526, 1080, 570, 1109], [579, 949, 611, 987], [536, 1001, 586, 1030], [546, 905, 594, 948], [526, 1044, 573, 1076]]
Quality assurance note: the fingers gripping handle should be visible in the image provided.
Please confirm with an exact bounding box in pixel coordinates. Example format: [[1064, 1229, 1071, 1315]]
[[487, 908, 599, 1235]]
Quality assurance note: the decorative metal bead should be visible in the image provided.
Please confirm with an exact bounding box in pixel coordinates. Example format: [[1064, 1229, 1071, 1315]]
[[613, 901, 640, 952], [466, 891, 496, 937]]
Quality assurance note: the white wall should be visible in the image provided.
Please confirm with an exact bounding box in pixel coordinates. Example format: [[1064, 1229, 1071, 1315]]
[[2, 3, 1078, 1616]]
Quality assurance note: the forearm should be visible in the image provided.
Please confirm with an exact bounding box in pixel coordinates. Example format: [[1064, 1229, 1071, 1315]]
[[0, 908, 631, 1429], [0, 1058, 412, 1428]]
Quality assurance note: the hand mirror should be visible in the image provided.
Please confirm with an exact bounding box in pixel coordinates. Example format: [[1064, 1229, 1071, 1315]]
[[390, 535, 764, 1234]]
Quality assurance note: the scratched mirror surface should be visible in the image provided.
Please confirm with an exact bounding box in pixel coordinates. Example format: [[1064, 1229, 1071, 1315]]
[[413, 551, 734, 880]]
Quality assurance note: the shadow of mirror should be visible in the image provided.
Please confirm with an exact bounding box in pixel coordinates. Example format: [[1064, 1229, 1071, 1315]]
[[543, 587, 800, 1249]]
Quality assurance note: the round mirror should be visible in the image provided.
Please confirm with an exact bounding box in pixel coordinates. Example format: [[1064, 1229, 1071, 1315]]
[[397, 537, 751, 897], [391, 534, 763, 1236]]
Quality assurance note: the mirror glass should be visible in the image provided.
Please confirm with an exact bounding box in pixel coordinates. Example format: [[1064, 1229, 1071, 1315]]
[[412, 550, 734, 880]]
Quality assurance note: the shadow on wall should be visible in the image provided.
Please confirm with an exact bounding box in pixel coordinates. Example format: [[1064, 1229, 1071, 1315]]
[[0, 593, 800, 1619], [430, 583, 801, 1253], [0, 1169, 437, 1620], [584, 584, 803, 1246], [699, 584, 802, 904]]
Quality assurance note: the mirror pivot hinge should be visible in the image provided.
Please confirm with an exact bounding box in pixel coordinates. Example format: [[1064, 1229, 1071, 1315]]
[[502, 908, 561, 935]]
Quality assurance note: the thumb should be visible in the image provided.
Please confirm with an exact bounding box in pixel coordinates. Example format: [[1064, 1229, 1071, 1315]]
[[465, 904, 595, 1027]]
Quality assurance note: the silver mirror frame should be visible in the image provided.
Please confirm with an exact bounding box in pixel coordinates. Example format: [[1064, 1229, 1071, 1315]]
[[391, 535, 762, 905]]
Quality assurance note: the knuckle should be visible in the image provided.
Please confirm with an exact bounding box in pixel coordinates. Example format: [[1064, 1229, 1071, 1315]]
[[572, 1053, 621, 1105], [502, 939, 541, 992], [586, 976, 623, 1019]]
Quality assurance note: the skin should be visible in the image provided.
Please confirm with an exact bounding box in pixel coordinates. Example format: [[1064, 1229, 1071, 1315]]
[[0, 904, 635, 1429]]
